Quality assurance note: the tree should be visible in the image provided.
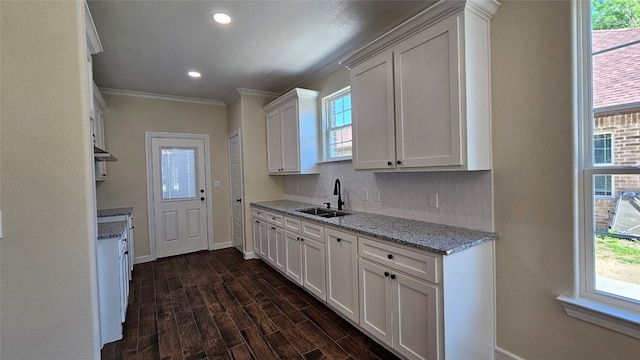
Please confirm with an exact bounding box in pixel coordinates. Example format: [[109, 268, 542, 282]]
[[592, 0, 640, 29]]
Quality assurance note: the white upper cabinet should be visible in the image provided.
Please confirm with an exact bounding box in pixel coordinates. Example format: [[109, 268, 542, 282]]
[[263, 88, 320, 175], [343, 0, 499, 171]]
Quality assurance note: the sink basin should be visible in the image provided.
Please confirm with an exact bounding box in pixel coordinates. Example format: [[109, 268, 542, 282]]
[[296, 207, 351, 218]]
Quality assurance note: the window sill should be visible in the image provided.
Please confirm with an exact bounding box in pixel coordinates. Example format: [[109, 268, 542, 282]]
[[557, 295, 640, 338], [319, 157, 352, 164]]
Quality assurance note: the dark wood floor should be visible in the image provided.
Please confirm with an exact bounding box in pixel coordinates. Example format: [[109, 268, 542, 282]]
[[101, 248, 400, 360]]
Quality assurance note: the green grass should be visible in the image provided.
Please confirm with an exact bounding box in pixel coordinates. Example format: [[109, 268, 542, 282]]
[[596, 235, 640, 264]]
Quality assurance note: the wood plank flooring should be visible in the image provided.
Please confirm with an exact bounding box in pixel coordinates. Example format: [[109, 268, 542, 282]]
[[101, 248, 400, 360]]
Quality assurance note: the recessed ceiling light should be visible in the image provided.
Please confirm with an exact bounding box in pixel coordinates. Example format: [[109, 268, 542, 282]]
[[188, 71, 201, 78], [213, 13, 231, 24]]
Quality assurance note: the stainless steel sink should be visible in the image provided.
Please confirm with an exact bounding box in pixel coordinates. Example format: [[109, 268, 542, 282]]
[[296, 207, 351, 218]]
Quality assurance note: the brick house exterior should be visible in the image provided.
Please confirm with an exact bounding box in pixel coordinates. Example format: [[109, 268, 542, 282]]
[[592, 28, 640, 231]]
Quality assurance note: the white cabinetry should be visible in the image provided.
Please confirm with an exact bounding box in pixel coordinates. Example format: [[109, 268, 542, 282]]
[[343, 1, 498, 171], [300, 221, 326, 301], [93, 83, 108, 181], [96, 227, 129, 346], [252, 208, 267, 258], [359, 237, 438, 360], [263, 88, 320, 175], [325, 227, 359, 323]]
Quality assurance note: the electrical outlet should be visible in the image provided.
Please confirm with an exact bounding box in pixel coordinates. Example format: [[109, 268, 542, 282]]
[[428, 192, 439, 208], [362, 189, 369, 201], [373, 189, 381, 202]]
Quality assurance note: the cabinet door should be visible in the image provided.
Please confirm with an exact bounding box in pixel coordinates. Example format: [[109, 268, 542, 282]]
[[302, 238, 326, 301], [393, 15, 462, 168], [279, 100, 300, 172], [253, 219, 267, 258], [266, 110, 283, 173], [326, 228, 359, 323], [351, 52, 396, 170], [266, 225, 279, 265], [393, 273, 439, 360], [359, 259, 393, 347], [275, 226, 286, 273], [285, 230, 303, 285]]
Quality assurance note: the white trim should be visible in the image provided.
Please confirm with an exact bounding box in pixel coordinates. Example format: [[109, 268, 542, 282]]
[[212, 241, 233, 250], [99, 88, 225, 106], [85, 2, 103, 55], [133, 255, 153, 265], [92, 82, 107, 109], [558, 295, 640, 339], [243, 252, 256, 260], [224, 88, 279, 105], [145, 132, 214, 262], [494, 347, 525, 360]]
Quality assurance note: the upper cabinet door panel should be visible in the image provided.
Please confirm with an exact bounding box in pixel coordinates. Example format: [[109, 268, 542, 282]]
[[266, 110, 283, 173], [279, 100, 300, 172], [393, 15, 462, 168], [351, 53, 396, 170]]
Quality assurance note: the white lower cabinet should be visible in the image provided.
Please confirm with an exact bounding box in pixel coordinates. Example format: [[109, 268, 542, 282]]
[[252, 218, 267, 258], [250, 206, 495, 360], [284, 230, 303, 285], [359, 257, 438, 360], [301, 221, 326, 301], [97, 231, 129, 346], [326, 227, 359, 323]]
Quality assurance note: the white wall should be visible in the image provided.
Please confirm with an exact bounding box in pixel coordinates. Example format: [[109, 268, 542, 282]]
[[0, 1, 100, 358], [492, 1, 640, 358]]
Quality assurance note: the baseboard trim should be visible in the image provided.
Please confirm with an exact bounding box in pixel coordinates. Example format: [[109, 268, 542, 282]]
[[243, 251, 256, 260], [495, 347, 525, 360], [212, 241, 232, 250], [133, 255, 153, 265]]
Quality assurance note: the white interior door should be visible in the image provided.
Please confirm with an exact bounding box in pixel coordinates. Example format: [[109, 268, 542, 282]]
[[150, 136, 209, 258], [228, 130, 245, 253]]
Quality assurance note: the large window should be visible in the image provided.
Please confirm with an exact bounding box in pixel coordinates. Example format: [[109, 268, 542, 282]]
[[559, 0, 640, 338], [323, 87, 352, 160]]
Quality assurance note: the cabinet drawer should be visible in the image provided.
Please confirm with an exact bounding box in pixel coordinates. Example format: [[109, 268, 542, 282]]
[[359, 237, 438, 284], [301, 221, 324, 243], [266, 212, 284, 226], [284, 216, 301, 233], [252, 208, 267, 220]]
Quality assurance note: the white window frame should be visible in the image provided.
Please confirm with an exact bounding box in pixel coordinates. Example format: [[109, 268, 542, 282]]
[[322, 86, 352, 162], [593, 133, 614, 198], [557, 0, 640, 338]]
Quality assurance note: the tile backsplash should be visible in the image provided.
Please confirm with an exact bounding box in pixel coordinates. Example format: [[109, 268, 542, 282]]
[[283, 161, 494, 232]]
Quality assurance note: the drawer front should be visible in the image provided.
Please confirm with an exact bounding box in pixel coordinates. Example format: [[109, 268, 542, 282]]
[[359, 237, 438, 284], [301, 221, 325, 243], [252, 208, 267, 220], [284, 216, 301, 233], [266, 212, 284, 227]]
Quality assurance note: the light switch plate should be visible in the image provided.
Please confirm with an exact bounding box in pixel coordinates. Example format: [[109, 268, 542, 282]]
[[213, 181, 221, 188], [362, 189, 369, 201], [373, 189, 381, 202]]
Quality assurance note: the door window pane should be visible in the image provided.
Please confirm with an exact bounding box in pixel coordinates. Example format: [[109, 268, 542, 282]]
[[161, 147, 197, 200]]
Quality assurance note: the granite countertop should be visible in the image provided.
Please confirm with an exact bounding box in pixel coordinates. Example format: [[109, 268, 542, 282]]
[[98, 220, 128, 240], [97, 207, 133, 218], [251, 200, 499, 256]]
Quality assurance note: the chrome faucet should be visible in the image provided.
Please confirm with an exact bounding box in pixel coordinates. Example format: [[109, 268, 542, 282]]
[[333, 179, 345, 210]]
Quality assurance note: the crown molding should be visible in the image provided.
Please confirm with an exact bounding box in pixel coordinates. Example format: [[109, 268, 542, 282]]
[[224, 88, 280, 105], [99, 88, 226, 106]]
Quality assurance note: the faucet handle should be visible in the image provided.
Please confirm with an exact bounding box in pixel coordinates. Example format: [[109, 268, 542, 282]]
[[323, 202, 331, 209]]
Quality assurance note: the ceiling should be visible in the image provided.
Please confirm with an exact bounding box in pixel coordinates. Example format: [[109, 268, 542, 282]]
[[87, 0, 435, 102]]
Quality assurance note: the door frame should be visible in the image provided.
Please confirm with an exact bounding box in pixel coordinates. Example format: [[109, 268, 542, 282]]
[[145, 132, 214, 261], [227, 129, 246, 255]]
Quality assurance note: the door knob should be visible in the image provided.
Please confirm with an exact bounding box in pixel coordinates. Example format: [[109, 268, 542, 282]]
[[200, 197, 205, 201]]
